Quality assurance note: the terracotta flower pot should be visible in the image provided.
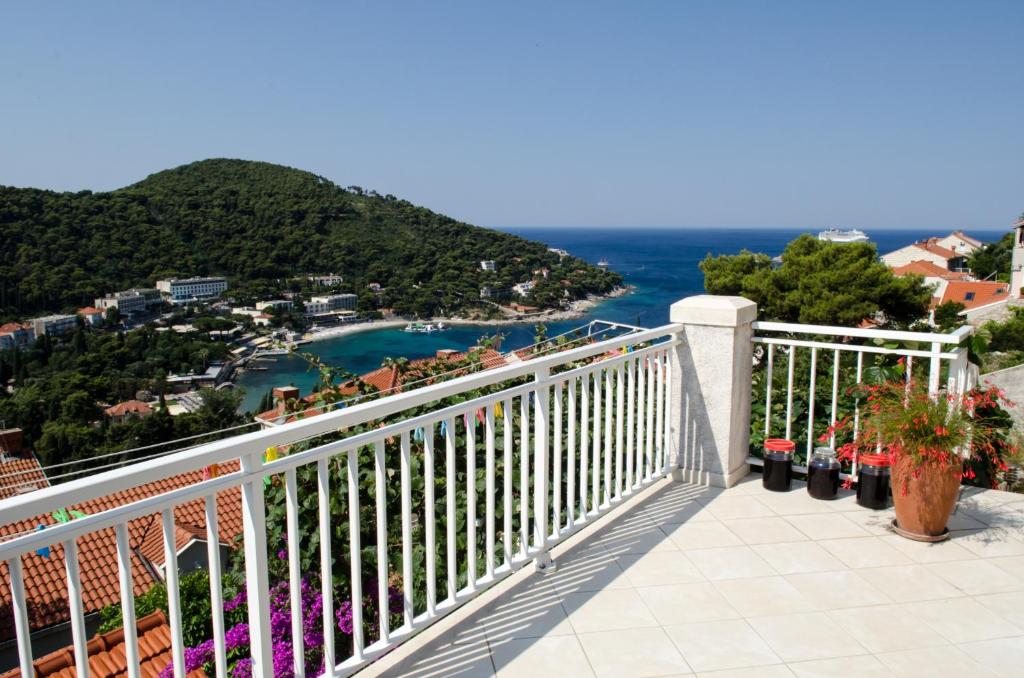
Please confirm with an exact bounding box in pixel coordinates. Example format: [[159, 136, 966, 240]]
[[891, 456, 961, 541]]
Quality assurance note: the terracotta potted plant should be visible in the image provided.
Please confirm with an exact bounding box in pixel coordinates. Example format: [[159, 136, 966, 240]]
[[836, 380, 1017, 541]]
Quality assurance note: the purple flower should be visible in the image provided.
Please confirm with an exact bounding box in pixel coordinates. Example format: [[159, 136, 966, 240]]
[[231, 658, 253, 678], [224, 585, 247, 613], [224, 622, 250, 651], [335, 601, 354, 634], [277, 549, 287, 560]]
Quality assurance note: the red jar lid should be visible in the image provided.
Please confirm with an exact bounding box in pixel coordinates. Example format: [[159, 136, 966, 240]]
[[859, 454, 891, 468], [764, 438, 796, 452]]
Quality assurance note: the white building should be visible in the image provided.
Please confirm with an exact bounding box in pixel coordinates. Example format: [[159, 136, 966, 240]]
[[94, 291, 146, 315], [305, 294, 358, 315], [308, 274, 344, 287], [156, 277, 228, 303], [548, 247, 569, 258], [512, 280, 535, 297], [0, 323, 35, 350], [1011, 217, 1024, 299], [255, 300, 294, 313], [480, 260, 497, 272], [31, 314, 78, 337], [881, 234, 973, 271], [934, 231, 983, 256]]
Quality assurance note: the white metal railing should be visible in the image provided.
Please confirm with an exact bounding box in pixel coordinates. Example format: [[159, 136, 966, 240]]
[[750, 321, 978, 475], [0, 323, 680, 678]]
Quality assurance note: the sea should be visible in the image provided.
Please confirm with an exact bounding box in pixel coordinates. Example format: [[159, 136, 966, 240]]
[[236, 227, 1005, 412]]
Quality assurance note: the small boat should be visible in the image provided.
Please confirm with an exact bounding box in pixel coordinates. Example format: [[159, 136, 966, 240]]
[[597, 257, 610, 270], [818, 228, 869, 243], [403, 322, 446, 333]]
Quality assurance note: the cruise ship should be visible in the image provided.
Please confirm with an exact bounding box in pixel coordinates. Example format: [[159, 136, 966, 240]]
[[817, 227, 869, 243]]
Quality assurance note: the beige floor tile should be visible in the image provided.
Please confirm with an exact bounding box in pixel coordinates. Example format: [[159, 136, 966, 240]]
[[696, 666, 794, 678], [788, 654, 890, 678], [958, 636, 1024, 678], [784, 570, 892, 609], [478, 583, 576, 642], [817, 536, 912, 569], [662, 520, 744, 550], [635, 582, 742, 625], [878, 533, 976, 563], [616, 550, 706, 587], [663, 619, 780, 672], [578, 627, 692, 677], [974, 591, 1024, 628], [685, 545, 777, 580], [989, 555, 1024, 584], [875, 644, 997, 677], [549, 546, 632, 594], [753, 485, 843, 516], [946, 510, 988, 531], [699, 495, 776, 520], [560, 588, 660, 634], [722, 517, 809, 545], [927, 558, 1024, 596], [908, 597, 1024, 643], [642, 496, 719, 525], [595, 519, 680, 556], [833, 507, 896, 536], [827, 604, 946, 653], [752, 541, 846, 575], [786, 513, 872, 540], [855, 564, 962, 602], [490, 636, 595, 678], [713, 576, 819, 617], [747, 612, 865, 663], [389, 631, 495, 678], [950, 527, 1024, 558]]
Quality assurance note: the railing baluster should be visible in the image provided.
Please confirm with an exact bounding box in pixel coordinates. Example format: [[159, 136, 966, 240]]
[[502, 398, 514, 565], [374, 439, 389, 643], [603, 367, 613, 506], [519, 394, 530, 556], [553, 380, 563, 538], [466, 413, 477, 592], [534, 371, 550, 549], [485, 405, 496, 577], [580, 373, 590, 521], [203, 498, 226, 678], [424, 425, 437, 618], [401, 431, 414, 625], [853, 352, 864, 477], [646, 355, 655, 480], [806, 347, 818, 461], [830, 350, 840, 448], [636, 357, 647, 483], [64, 538, 91, 677], [8, 556, 34, 678], [764, 343, 775, 436], [317, 458, 335, 671], [663, 350, 674, 475], [161, 510, 185, 678], [591, 369, 601, 512], [786, 347, 795, 441], [284, 471, 304, 677], [655, 350, 665, 475], [626, 358, 635, 491], [566, 379, 577, 530], [239, 451, 272, 675], [445, 417, 457, 601], [615, 362, 624, 499], [115, 523, 141, 678], [347, 448, 365, 660]]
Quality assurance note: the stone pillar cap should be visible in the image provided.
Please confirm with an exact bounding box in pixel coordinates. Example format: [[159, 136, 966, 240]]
[[670, 295, 757, 327]]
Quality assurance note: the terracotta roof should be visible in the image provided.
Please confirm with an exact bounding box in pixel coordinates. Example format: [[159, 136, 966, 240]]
[[891, 260, 970, 281], [0, 462, 243, 640], [77, 307, 104, 316], [104, 401, 153, 418], [950, 231, 983, 248], [0, 610, 206, 678], [0, 457, 50, 500], [0, 323, 31, 335], [938, 280, 1010, 310], [912, 238, 959, 261]]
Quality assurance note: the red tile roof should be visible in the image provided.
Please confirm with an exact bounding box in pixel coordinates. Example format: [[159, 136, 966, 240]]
[[0, 462, 243, 640], [950, 231, 983, 249], [0, 457, 50, 500], [938, 281, 1010, 310], [0, 610, 206, 678], [891, 260, 971, 281], [912, 238, 959, 261], [104, 401, 153, 418], [77, 307, 104, 316], [0, 323, 31, 335]]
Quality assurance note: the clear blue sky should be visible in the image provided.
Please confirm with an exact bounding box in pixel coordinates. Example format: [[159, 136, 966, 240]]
[[1, 1, 1021, 230]]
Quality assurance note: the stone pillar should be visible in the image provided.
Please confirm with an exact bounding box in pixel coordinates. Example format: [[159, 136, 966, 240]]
[[669, 295, 757, 488]]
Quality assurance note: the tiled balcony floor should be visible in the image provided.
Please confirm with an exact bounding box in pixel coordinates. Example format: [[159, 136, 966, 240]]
[[372, 475, 1024, 678]]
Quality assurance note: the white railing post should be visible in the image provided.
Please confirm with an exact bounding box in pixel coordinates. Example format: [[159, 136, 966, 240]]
[[670, 295, 757, 487], [533, 367, 555, 572], [240, 451, 273, 677]]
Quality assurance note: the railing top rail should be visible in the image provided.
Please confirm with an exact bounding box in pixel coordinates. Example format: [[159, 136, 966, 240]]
[[751, 320, 973, 345], [0, 322, 681, 526]]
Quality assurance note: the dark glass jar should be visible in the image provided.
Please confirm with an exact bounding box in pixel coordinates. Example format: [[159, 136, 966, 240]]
[[856, 454, 891, 510], [807, 447, 840, 500], [763, 439, 795, 492]]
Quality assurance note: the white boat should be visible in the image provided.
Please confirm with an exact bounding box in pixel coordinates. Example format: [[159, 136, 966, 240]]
[[403, 322, 447, 333], [597, 257, 610, 269], [817, 228, 869, 243]]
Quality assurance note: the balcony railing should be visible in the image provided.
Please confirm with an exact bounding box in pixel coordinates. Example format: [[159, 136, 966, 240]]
[[0, 322, 680, 678]]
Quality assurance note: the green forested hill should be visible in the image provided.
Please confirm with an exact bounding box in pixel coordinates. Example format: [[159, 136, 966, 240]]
[[0, 159, 620, 318]]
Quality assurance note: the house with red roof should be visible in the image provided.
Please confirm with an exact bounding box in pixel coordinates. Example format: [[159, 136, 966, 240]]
[[76, 307, 104, 328], [103, 401, 153, 425], [0, 323, 35, 352], [881, 233, 975, 271]]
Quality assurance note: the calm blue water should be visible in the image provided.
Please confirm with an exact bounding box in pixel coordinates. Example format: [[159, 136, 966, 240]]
[[236, 227, 1005, 411]]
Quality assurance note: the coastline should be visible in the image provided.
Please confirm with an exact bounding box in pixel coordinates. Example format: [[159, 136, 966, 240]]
[[297, 285, 635, 341]]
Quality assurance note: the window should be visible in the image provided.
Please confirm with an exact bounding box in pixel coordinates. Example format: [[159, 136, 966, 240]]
[[965, 292, 976, 301]]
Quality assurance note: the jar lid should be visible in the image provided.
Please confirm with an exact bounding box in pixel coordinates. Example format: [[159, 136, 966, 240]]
[[764, 438, 796, 452], [859, 454, 891, 468], [813, 446, 837, 457]]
